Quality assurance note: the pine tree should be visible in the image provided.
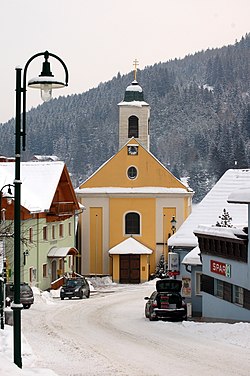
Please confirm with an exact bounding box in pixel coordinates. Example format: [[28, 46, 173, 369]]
[[216, 209, 233, 227]]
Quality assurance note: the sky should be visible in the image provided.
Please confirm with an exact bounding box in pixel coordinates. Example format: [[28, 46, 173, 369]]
[[1, 279, 250, 375], [1, 0, 250, 124]]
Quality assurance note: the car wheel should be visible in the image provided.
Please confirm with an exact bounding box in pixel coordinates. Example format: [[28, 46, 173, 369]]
[[79, 291, 84, 299], [61, 297, 64, 300], [149, 312, 157, 321], [23, 304, 31, 309], [86, 291, 90, 299]]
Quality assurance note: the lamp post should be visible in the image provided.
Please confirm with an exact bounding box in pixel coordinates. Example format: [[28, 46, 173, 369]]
[[13, 51, 68, 368]]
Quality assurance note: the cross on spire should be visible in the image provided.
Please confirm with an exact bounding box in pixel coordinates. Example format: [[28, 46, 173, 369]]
[[133, 59, 139, 81]]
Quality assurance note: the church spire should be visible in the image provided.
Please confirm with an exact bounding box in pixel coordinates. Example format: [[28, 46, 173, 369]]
[[133, 59, 139, 81]]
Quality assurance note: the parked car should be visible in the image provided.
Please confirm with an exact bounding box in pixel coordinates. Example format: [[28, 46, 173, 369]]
[[60, 277, 90, 300], [144, 279, 187, 321], [6, 282, 34, 309]]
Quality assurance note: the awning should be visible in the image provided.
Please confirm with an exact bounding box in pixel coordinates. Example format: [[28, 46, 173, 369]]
[[109, 237, 153, 255], [47, 247, 78, 258]]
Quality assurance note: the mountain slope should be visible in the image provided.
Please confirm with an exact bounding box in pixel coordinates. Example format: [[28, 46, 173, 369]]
[[0, 34, 250, 202]]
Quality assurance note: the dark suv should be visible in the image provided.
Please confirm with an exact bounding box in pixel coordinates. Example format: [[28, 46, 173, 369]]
[[144, 279, 187, 321], [6, 282, 34, 309], [60, 277, 90, 300]]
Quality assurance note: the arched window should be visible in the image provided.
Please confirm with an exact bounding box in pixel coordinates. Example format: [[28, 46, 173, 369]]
[[128, 116, 139, 138], [125, 212, 140, 235]]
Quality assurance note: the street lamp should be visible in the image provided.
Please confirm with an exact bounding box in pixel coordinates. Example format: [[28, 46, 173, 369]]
[[171, 216, 177, 235], [13, 51, 68, 368]]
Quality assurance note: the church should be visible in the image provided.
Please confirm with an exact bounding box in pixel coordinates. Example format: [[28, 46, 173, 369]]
[[76, 66, 193, 283]]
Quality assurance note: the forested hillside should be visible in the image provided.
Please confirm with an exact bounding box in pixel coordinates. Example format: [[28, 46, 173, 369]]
[[1, 34, 250, 202]]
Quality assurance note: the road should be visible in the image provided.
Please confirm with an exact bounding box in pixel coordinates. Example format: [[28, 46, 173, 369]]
[[22, 282, 250, 376]]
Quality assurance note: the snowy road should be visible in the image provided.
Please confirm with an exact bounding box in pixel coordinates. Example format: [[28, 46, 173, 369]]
[[22, 282, 250, 376]]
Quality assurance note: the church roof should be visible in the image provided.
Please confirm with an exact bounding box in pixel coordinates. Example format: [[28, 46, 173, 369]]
[[123, 80, 146, 102]]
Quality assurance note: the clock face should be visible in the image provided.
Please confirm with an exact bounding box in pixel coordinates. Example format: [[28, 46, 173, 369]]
[[128, 146, 138, 155]]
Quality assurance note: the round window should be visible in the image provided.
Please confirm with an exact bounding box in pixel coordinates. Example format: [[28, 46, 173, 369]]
[[127, 166, 137, 180]]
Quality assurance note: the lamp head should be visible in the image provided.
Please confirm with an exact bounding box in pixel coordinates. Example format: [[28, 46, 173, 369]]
[[28, 51, 66, 102]]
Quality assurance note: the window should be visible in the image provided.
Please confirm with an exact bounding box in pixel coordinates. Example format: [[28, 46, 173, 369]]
[[29, 227, 33, 243], [52, 225, 56, 240], [127, 166, 138, 180], [215, 279, 223, 299], [68, 222, 72, 236], [125, 212, 140, 235], [59, 224, 64, 238], [195, 272, 202, 295], [128, 116, 139, 138], [234, 285, 243, 306], [43, 226, 48, 241], [43, 264, 48, 278]]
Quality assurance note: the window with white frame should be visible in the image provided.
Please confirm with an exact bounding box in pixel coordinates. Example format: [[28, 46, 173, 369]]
[[52, 225, 56, 240], [215, 279, 223, 299], [125, 212, 140, 235], [233, 285, 243, 306], [195, 272, 202, 295], [59, 223, 64, 238], [43, 226, 48, 241], [29, 227, 33, 243], [43, 263, 48, 278]]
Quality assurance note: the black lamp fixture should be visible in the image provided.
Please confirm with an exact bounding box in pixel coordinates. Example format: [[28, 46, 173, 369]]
[[171, 216, 177, 234], [12, 51, 68, 369], [0, 184, 14, 223]]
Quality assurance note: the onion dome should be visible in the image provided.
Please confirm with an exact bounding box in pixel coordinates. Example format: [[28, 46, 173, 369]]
[[124, 80, 144, 102]]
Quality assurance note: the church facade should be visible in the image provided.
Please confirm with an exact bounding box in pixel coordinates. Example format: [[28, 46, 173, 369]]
[[76, 77, 193, 283]]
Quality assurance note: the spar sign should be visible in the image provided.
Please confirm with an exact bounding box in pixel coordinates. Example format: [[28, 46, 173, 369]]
[[210, 260, 231, 278]]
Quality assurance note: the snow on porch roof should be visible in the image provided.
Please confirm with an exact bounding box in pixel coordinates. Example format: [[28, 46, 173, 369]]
[[47, 247, 78, 258], [109, 237, 153, 255]]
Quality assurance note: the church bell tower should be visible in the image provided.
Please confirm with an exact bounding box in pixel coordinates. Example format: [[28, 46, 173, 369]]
[[118, 61, 150, 150]]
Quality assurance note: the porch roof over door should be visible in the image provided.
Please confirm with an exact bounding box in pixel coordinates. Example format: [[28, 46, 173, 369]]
[[109, 237, 153, 255], [47, 247, 78, 258]]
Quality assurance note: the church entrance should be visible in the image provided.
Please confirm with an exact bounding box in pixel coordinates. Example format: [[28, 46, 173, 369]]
[[119, 254, 140, 284]]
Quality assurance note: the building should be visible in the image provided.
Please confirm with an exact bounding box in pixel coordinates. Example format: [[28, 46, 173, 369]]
[[0, 161, 81, 290], [76, 77, 193, 283], [194, 224, 249, 321], [168, 169, 250, 316]]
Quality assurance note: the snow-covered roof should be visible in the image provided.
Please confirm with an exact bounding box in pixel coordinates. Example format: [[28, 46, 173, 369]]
[[125, 80, 143, 92], [228, 187, 250, 204], [182, 246, 202, 266], [118, 100, 149, 107], [194, 224, 247, 240], [0, 161, 65, 212], [76, 187, 190, 196], [168, 169, 250, 248], [109, 237, 153, 255]]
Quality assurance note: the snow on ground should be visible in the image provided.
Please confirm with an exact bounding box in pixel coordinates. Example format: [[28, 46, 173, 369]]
[[1, 277, 250, 375]]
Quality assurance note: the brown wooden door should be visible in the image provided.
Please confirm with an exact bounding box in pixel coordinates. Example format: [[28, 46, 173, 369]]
[[120, 255, 140, 284]]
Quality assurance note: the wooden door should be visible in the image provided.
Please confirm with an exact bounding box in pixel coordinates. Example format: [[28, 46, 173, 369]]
[[120, 255, 140, 284]]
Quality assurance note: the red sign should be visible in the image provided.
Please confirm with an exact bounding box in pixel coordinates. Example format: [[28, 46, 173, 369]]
[[168, 271, 180, 277], [210, 260, 231, 277]]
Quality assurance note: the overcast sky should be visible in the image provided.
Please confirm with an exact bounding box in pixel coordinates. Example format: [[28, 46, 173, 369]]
[[1, 0, 249, 124]]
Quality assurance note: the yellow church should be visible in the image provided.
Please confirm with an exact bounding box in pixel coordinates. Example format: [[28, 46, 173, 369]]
[[76, 70, 193, 283]]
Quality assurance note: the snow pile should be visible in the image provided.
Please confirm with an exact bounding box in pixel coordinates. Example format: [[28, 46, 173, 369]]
[[0, 325, 57, 375]]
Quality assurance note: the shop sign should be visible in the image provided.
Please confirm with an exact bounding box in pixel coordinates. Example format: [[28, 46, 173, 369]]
[[210, 260, 231, 278]]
